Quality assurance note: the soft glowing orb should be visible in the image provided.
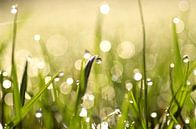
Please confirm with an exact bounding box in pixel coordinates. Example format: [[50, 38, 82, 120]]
[[4, 93, 13, 106], [66, 77, 73, 85], [100, 40, 111, 52], [3, 80, 12, 89], [117, 41, 135, 59], [74, 59, 82, 70], [178, 0, 189, 12], [133, 72, 142, 81], [100, 3, 110, 15], [34, 34, 41, 41], [150, 112, 157, 118]]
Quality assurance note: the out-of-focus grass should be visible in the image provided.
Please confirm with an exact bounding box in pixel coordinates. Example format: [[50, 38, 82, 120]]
[[0, 1, 196, 129]]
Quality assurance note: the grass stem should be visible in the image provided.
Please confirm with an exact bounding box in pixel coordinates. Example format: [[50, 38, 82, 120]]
[[137, 0, 148, 128]]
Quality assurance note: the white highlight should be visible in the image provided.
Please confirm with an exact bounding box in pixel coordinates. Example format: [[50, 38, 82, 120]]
[[3, 80, 12, 89], [100, 3, 110, 15], [100, 40, 111, 52]]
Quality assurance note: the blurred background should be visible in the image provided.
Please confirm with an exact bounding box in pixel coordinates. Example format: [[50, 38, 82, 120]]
[[0, 0, 196, 128]]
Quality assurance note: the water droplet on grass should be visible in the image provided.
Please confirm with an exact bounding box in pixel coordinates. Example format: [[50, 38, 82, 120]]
[[174, 124, 181, 129], [147, 78, 153, 86], [133, 71, 142, 81], [125, 82, 133, 91], [11, 4, 18, 14], [114, 109, 121, 116], [150, 112, 157, 118], [170, 63, 175, 68], [45, 76, 53, 90], [58, 72, 64, 77], [183, 55, 189, 63], [79, 108, 88, 117], [185, 118, 190, 124], [35, 109, 43, 119], [84, 50, 91, 59], [96, 57, 102, 64], [129, 100, 133, 104], [2, 71, 8, 77]]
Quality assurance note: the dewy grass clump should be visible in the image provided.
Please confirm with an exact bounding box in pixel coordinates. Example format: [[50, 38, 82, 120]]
[[0, 1, 196, 129]]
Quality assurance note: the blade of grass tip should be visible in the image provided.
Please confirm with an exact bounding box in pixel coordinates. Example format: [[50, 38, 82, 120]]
[[137, 0, 148, 128], [39, 39, 56, 73], [10, 5, 22, 123], [130, 91, 146, 129], [5, 72, 60, 128], [116, 91, 133, 129], [172, 17, 184, 87], [75, 56, 96, 113], [94, 12, 103, 54], [20, 61, 28, 106]]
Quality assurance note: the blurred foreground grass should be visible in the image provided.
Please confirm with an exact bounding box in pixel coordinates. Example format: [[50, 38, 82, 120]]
[[0, 0, 196, 129]]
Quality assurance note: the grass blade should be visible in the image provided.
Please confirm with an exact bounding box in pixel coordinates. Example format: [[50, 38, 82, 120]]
[[5, 72, 60, 129], [137, 0, 148, 127], [10, 6, 22, 123], [20, 61, 28, 106]]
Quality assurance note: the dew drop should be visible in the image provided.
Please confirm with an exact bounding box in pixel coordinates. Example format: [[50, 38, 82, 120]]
[[54, 77, 60, 82], [10, 4, 18, 14], [129, 100, 134, 104], [96, 57, 102, 64], [185, 118, 190, 124], [125, 82, 133, 91], [183, 55, 189, 63], [2, 71, 8, 77], [58, 72, 64, 77], [147, 78, 153, 86], [79, 108, 88, 117], [133, 71, 142, 81], [84, 51, 91, 59], [174, 124, 181, 129], [3, 79, 12, 89], [76, 80, 80, 86], [150, 112, 157, 118], [35, 109, 43, 119], [170, 63, 175, 68], [114, 109, 121, 116]]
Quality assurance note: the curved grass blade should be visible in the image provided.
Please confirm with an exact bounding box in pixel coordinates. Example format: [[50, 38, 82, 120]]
[[10, 7, 22, 123], [20, 61, 28, 106], [75, 56, 96, 112], [5, 72, 60, 129]]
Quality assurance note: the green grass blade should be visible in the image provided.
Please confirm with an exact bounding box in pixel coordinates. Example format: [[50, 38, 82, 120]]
[[10, 9, 22, 122], [5, 72, 60, 128], [172, 18, 184, 86], [137, 0, 148, 128], [20, 61, 28, 106]]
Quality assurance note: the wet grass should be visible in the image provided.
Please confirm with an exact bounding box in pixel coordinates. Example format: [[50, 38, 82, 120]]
[[0, 1, 196, 129]]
